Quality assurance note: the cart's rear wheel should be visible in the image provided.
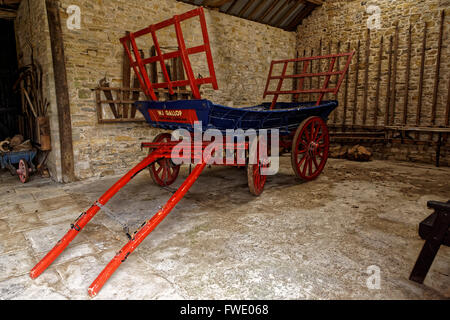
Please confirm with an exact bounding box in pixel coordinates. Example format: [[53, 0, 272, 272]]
[[291, 116, 329, 181], [18, 158, 30, 183], [247, 136, 269, 196], [149, 133, 180, 187]]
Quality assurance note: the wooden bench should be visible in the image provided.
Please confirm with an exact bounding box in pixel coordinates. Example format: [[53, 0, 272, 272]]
[[409, 200, 450, 284]]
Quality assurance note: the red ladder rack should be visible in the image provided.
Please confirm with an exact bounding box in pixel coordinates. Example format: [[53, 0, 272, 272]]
[[120, 7, 218, 101], [263, 52, 354, 109]]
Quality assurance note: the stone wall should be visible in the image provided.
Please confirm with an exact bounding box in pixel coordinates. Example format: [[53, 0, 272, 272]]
[[296, 0, 450, 166], [55, 0, 296, 179], [15, 0, 62, 181]]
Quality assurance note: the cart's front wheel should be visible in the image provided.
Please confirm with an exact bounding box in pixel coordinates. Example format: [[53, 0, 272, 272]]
[[18, 158, 30, 183], [149, 133, 180, 186], [247, 136, 269, 196], [291, 116, 329, 181]]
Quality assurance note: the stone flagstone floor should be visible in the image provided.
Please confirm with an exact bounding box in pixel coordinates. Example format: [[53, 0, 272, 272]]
[[0, 157, 449, 299]]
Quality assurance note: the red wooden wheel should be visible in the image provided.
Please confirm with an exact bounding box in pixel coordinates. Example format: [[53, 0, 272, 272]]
[[149, 133, 180, 186], [291, 116, 330, 181], [18, 158, 30, 183], [247, 136, 269, 196]]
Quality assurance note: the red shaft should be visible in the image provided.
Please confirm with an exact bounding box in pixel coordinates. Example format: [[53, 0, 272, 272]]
[[30, 153, 159, 279], [88, 162, 207, 297]]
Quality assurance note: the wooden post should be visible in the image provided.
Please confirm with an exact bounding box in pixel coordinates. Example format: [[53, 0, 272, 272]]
[[317, 39, 322, 103], [390, 22, 399, 125], [45, 0, 75, 182], [431, 10, 445, 126], [446, 78, 450, 127], [122, 31, 131, 119], [309, 48, 314, 102], [385, 35, 393, 127], [374, 35, 383, 127], [95, 89, 102, 123], [333, 40, 340, 124], [342, 42, 350, 129], [416, 22, 427, 131], [402, 25, 412, 126], [362, 29, 370, 125], [149, 46, 158, 99], [352, 40, 360, 127]]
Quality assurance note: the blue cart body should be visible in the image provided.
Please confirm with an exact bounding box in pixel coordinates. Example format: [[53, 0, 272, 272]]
[[136, 99, 338, 134], [0, 150, 37, 169]]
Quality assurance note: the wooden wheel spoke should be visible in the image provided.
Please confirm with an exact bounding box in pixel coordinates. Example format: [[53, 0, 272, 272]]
[[312, 156, 319, 170], [301, 156, 309, 176], [308, 158, 313, 176], [297, 152, 307, 166]]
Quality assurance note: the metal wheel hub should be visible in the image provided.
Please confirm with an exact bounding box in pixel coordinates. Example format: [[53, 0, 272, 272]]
[[308, 141, 319, 157]]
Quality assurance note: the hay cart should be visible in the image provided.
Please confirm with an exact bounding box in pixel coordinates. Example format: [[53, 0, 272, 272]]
[[30, 8, 353, 297], [0, 149, 37, 183]]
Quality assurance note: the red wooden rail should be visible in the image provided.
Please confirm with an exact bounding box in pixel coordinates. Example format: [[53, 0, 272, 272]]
[[120, 7, 218, 101], [263, 52, 354, 109]]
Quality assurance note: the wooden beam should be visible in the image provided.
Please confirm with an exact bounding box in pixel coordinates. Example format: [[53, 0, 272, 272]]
[[402, 24, 412, 126], [362, 28, 370, 125], [384, 35, 393, 126], [416, 22, 427, 127], [333, 40, 340, 124], [45, 0, 75, 182], [431, 10, 445, 126], [248, 0, 268, 20], [258, 0, 280, 22], [238, 0, 255, 17], [389, 22, 399, 125], [374, 35, 383, 127], [352, 40, 360, 126], [203, 0, 233, 7], [445, 77, 450, 127], [266, 0, 290, 25], [342, 42, 350, 128], [0, 8, 16, 19], [286, 2, 315, 31], [225, 0, 239, 13], [274, 0, 303, 27], [0, 0, 22, 5], [305, 0, 322, 4], [122, 31, 131, 119]]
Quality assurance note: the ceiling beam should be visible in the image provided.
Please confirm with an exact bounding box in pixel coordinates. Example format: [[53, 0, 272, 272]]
[[305, 0, 323, 4], [0, 0, 21, 5], [266, 0, 291, 25], [0, 7, 16, 19], [203, 0, 233, 8], [258, 0, 280, 22], [247, 0, 267, 20], [285, 2, 316, 30], [225, 0, 239, 14], [238, 0, 256, 17], [274, 0, 304, 27]]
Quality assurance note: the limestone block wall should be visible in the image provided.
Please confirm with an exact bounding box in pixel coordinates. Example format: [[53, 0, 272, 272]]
[[296, 0, 450, 165], [55, 0, 296, 179], [15, 0, 62, 181]]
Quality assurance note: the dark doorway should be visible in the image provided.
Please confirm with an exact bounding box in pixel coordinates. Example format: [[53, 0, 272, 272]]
[[0, 19, 20, 141]]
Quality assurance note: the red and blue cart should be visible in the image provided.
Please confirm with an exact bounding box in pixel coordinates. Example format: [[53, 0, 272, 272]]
[[30, 8, 353, 297]]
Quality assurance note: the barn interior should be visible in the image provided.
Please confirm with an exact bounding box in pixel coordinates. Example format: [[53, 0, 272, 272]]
[[0, 0, 449, 300]]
